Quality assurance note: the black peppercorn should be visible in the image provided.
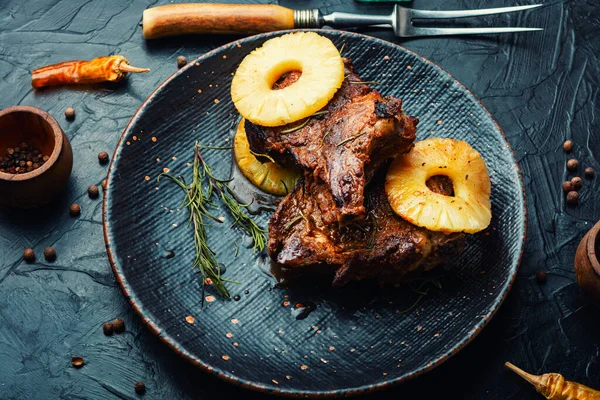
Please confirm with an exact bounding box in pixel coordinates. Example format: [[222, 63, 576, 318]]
[[23, 248, 35, 262], [1, 142, 47, 175], [113, 318, 125, 333], [233, 295, 241, 301], [177, 55, 187, 69], [585, 167, 595, 179], [244, 290, 249, 295], [71, 356, 84, 368], [563, 140, 573, 152], [88, 185, 100, 199], [566, 191, 579, 205], [65, 107, 75, 119], [44, 247, 57, 262], [98, 151, 110, 165], [69, 203, 81, 217], [562, 181, 574, 193], [536, 270, 547, 283], [571, 176, 582, 190], [567, 159, 579, 171], [134, 381, 146, 394], [102, 321, 114, 336]]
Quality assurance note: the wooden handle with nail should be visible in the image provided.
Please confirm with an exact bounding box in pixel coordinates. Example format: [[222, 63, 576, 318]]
[[142, 4, 295, 39]]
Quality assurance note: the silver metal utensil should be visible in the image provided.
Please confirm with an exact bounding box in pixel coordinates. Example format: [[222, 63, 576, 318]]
[[142, 3, 543, 39], [297, 4, 544, 37]]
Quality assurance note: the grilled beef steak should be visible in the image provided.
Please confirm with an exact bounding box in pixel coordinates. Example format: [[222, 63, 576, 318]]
[[268, 174, 466, 287], [245, 59, 418, 222]]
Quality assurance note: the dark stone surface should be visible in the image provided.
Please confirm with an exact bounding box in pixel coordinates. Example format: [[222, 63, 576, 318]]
[[0, 0, 598, 399]]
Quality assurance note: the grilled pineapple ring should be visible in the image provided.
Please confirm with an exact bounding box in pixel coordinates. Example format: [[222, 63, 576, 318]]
[[234, 119, 300, 196], [385, 138, 492, 234], [231, 32, 344, 127]]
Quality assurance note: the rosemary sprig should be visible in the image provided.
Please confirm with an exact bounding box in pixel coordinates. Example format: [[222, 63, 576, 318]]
[[336, 131, 367, 147], [194, 147, 266, 253], [398, 277, 443, 314], [158, 143, 267, 299], [158, 158, 231, 298], [339, 42, 346, 56]]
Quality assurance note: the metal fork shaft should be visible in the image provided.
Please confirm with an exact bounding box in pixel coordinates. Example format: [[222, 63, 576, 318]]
[[407, 4, 543, 20], [408, 26, 543, 37]]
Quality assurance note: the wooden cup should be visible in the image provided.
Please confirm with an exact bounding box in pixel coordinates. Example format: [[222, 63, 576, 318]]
[[0, 106, 73, 208], [574, 220, 600, 307]]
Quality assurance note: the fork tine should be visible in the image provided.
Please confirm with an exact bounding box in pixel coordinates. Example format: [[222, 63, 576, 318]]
[[406, 4, 543, 20], [406, 26, 543, 37]]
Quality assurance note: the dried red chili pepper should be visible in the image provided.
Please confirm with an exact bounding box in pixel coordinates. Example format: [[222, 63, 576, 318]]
[[31, 55, 149, 89]]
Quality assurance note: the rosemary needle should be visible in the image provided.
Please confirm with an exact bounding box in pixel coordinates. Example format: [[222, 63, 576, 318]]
[[336, 131, 368, 147]]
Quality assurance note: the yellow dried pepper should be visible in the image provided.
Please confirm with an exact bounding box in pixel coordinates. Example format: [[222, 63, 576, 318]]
[[505, 362, 600, 399]]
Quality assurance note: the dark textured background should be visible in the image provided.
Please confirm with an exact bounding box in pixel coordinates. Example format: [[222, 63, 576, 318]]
[[0, 0, 599, 399]]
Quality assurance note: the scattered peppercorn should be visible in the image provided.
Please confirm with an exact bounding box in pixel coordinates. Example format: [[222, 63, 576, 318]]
[[98, 151, 109, 165], [113, 318, 125, 333], [166, 250, 175, 259], [218, 264, 227, 275], [71, 356, 84, 368], [177, 55, 187, 69], [64, 107, 75, 120], [69, 203, 81, 216], [244, 290, 249, 295], [571, 176, 582, 190], [101, 179, 108, 190], [23, 248, 35, 262], [585, 167, 595, 179], [563, 140, 573, 152], [567, 159, 578, 171], [44, 247, 56, 262], [134, 381, 146, 394], [566, 191, 579, 205], [536, 270, 547, 283], [88, 184, 100, 199], [562, 181, 574, 193], [0, 143, 48, 174], [102, 321, 114, 336], [233, 295, 241, 301]]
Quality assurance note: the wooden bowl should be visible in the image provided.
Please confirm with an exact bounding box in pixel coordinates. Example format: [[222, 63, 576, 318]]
[[0, 106, 73, 208], [575, 220, 600, 307]]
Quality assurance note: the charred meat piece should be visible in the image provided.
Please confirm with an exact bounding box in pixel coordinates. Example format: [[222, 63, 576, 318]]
[[268, 174, 466, 287], [245, 59, 418, 223]]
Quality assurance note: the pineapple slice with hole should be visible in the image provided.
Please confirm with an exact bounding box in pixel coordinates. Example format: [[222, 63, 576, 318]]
[[231, 32, 344, 127], [385, 138, 491, 234], [234, 119, 300, 196]]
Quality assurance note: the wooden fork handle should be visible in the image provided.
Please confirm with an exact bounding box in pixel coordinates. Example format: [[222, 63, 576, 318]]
[[142, 4, 296, 39]]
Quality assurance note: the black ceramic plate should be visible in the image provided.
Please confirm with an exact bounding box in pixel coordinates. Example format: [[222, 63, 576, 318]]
[[103, 30, 526, 397]]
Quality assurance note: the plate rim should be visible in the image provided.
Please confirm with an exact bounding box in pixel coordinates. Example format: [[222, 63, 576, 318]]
[[102, 29, 528, 398]]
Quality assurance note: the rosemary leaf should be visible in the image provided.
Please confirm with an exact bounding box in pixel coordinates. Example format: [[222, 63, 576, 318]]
[[348, 81, 380, 85], [197, 145, 234, 150], [336, 131, 368, 147], [249, 149, 276, 163], [285, 215, 302, 230], [281, 118, 310, 134]]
